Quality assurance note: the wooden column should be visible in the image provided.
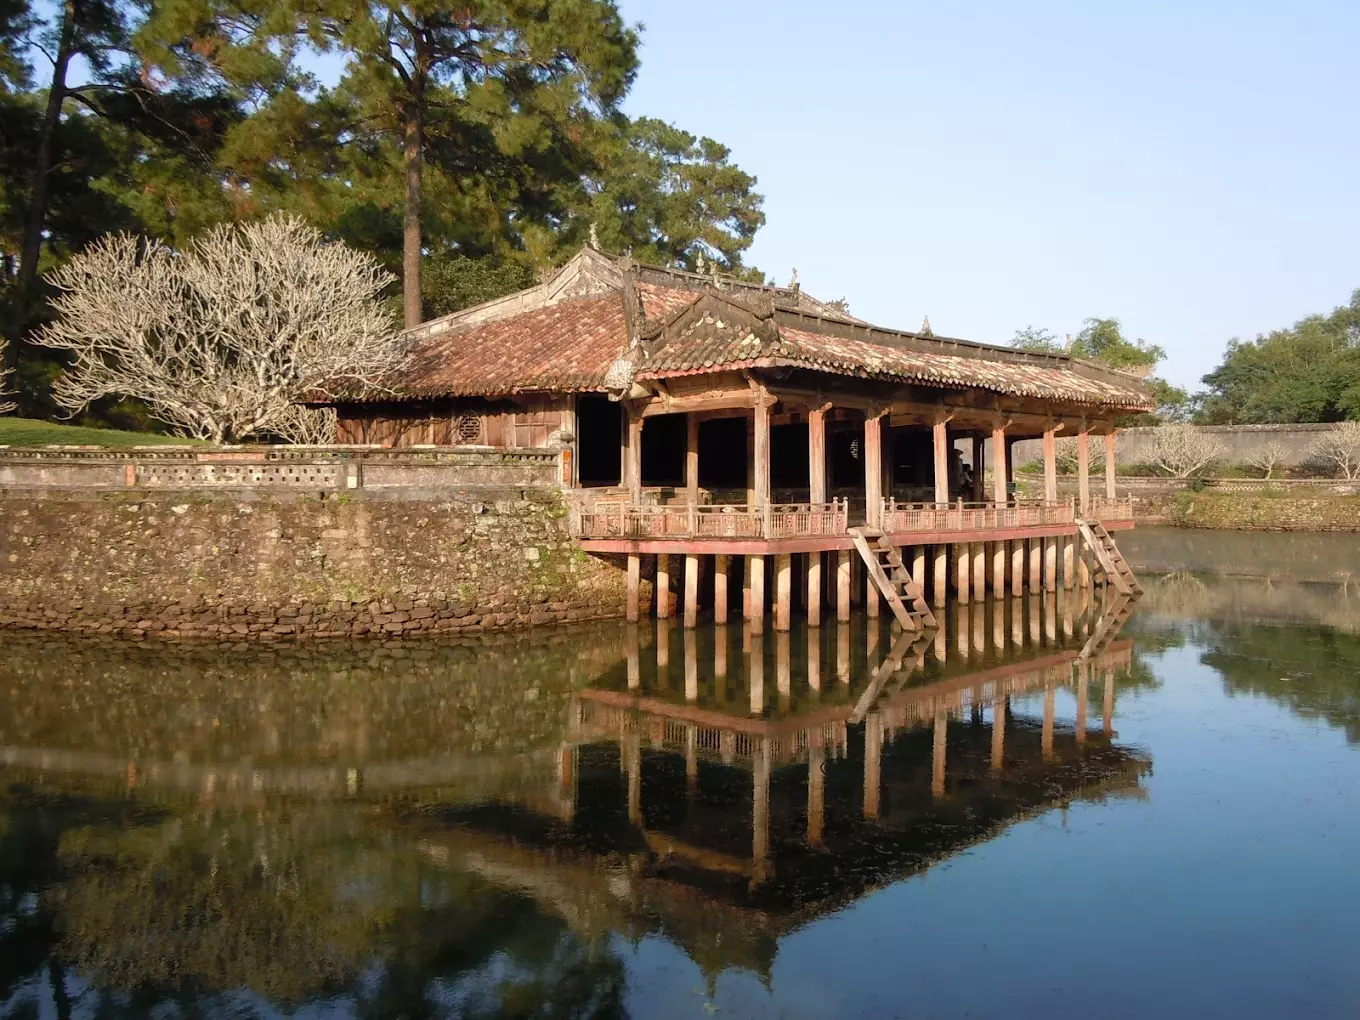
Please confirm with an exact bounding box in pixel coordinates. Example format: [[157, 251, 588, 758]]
[[626, 554, 640, 622], [992, 424, 1008, 504], [1106, 431, 1118, 499], [933, 419, 950, 504], [683, 553, 700, 629], [836, 550, 851, 622], [1042, 424, 1058, 503], [748, 555, 765, 633], [656, 554, 672, 618], [1077, 425, 1090, 514], [685, 412, 699, 505], [754, 396, 771, 525], [714, 553, 730, 625], [774, 553, 792, 632], [809, 407, 828, 503], [971, 435, 985, 503], [625, 408, 643, 504], [865, 413, 884, 528], [933, 544, 948, 606]]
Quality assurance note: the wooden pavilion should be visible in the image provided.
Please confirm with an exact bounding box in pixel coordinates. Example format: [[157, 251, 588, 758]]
[[326, 247, 1153, 630]]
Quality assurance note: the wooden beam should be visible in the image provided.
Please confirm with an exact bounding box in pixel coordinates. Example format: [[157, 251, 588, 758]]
[[637, 390, 757, 418]]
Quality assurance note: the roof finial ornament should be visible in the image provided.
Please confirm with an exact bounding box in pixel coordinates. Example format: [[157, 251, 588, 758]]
[[920, 315, 934, 337], [789, 267, 799, 288], [588, 222, 600, 250], [695, 250, 707, 277]]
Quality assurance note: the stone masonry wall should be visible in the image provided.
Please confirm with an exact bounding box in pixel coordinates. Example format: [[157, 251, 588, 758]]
[[0, 488, 649, 640]]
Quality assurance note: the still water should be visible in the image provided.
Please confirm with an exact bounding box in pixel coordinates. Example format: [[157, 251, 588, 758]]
[[2, 529, 1359, 1018]]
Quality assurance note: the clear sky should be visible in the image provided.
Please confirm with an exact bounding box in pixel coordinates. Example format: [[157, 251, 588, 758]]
[[614, 0, 1360, 390]]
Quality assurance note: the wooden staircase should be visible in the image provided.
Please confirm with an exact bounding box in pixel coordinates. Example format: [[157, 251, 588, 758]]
[[1076, 519, 1144, 596], [850, 629, 932, 723], [1079, 593, 1138, 660], [848, 527, 939, 632]]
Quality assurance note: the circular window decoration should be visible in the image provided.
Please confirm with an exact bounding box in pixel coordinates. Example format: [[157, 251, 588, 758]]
[[454, 414, 481, 444]]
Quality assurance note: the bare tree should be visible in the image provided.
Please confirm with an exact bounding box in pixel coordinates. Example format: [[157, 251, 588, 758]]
[[0, 334, 14, 414], [1248, 440, 1290, 480], [1309, 422, 1360, 480], [1148, 424, 1224, 478], [32, 216, 404, 443], [1054, 434, 1107, 474], [271, 405, 339, 445]]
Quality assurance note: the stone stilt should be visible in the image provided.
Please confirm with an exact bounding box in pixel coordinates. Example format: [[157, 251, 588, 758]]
[[837, 622, 851, 683], [912, 546, 926, 591], [991, 696, 1006, 771], [1044, 538, 1058, 592], [933, 544, 948, 607], [774, 553, 792, 632], [956, 544, 970, 602], [807, 552, 822, 628], [808, 627, 821, 691], [1042, 683, 1055, 759], [972, 542, 986, 602], [864, 714, 882, 818], [715, 553, 730, 625], [777, 631, 791, 705], [837, 550, 852, 622], [684, 629, 698, 700], [1076, 664, 1088, 742], [808, 741, 825, 844], [656, 617, 670, 673], [748, 555, 765, 633], [1062, 534, 1075, 590], [749, 633, 765, 714], [715, 624, 728, 677], [753, 738, 771, 871], [683, 553, 700, 629], [627, 623, 640, 689], [957, 604, 970, 659], [992, 541, 1006, 597], [1011, 540, 1025, 597], [932, 710, 947, 798], [1028, 537, 1042, 593], [1103, 669, 1115, 736], [657, 554, 672, 618], [626, 554, 640, 622]]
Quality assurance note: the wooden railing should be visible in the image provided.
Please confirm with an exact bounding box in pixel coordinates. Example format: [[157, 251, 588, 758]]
[[1084, 495, 1135, 522], [574, 500, 849, 540], [880, 499, 1077, 533]]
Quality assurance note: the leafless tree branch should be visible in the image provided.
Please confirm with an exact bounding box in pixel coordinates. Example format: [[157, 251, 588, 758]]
[[1247, 440, 1290, 480], [1149, 424, 1223, 478], [32, 215, 404, 443], [1309, 422, 1360, 480]]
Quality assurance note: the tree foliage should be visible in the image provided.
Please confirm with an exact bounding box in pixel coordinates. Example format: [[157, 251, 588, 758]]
[[1197, 290, 1360, 424]]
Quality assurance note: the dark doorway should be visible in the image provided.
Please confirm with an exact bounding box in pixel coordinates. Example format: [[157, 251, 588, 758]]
[[771, 422, 810, 491], [577, 395, 621, 486], [641, 413, 685, 487], [698, 417, 748, 490], [891, 428, 935, 490], [829, 421, 865, 489]]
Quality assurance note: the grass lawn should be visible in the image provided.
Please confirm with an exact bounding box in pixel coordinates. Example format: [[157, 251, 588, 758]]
[[0, 417, 203, 448]]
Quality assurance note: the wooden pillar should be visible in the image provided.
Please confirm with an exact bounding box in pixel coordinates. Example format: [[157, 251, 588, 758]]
[[1106, 431, 1118, 500], [992, 424, 1008, 504], [625, 408, 643, 503], [1010, 540, 1025, 597], [626, 554, 641, 622], [990, 696, 1006, 771], [809, 407, 828, 503], [683, 553, 700, 629], [685, 412, 699, 505], [748, 555, 765, 633], [971, 435, 985, 503], [1042, 424, 1057, 503], [754, 396, 771, 523], [836, 550, 851, 622], [971, 542, 985, 602], [774, 553, 792, 632], [863, 714, 882, 819], [865, 413, 883, 528], [932, 710, 947, 798], [933, 544, 948, 606], [714, 553, 730, 625], [933, 419, 950, 505], [1077, 426, 1090, 514], [656, 554, 672, 618]]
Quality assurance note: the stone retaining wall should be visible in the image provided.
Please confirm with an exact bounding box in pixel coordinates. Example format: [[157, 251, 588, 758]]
[[0, 488, 649, 640], [1012, 423, 1342, 469]]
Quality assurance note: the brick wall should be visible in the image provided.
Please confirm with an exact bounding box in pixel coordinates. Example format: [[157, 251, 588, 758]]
[[0, 488, 649, 640]]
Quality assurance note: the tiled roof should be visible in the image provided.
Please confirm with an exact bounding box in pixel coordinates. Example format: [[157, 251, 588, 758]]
[[635, 314, 1152, 408], [361, 249, 1151, 411]]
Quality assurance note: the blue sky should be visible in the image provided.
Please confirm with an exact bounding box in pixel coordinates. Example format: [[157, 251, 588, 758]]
[[614, 0, 1360, 389]]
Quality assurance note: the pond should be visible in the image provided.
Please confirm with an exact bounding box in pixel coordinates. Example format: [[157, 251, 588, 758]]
[[2, 529, 1359, 1018]]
